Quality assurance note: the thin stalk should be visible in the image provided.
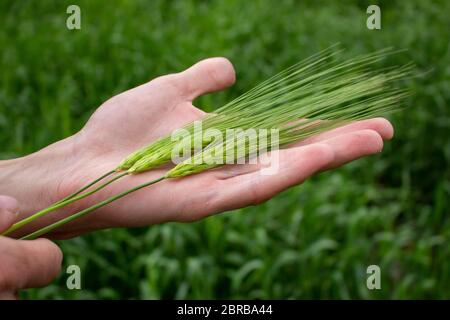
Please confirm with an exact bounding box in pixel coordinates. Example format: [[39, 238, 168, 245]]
[[55, 170, 115, 204], [1, 172, 129, 236], [21, 176, 165, 240]]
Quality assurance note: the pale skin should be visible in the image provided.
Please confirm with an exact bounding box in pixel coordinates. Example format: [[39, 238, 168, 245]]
[[0, 196, 62, 299], [0, 58, 394, 295]]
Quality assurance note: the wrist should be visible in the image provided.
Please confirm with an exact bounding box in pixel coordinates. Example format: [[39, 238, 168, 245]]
[[0, 155, 50, 217], [0, 136, 81, 229]]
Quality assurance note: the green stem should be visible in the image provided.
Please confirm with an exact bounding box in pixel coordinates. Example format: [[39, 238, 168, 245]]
[[21, 176, 165, 240], [55, 170, 116, 204], [1, 172, 128, 236]]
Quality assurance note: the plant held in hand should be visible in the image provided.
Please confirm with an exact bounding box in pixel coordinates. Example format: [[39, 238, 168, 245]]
[[2, 47, 413, 239]]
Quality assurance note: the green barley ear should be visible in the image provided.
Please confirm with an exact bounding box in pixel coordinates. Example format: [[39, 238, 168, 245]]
[[116, 47, 341, 171], [119, 47, 412, 173], [165, 73, 412, 179], [126, 113, 245, 173], [122, 114, 223, 172], [128, 149, 172, 173], [116, 137, 171, 171]]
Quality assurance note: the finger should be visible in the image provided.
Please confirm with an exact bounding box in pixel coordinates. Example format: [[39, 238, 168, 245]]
[[318, 129, 384, 170], [0, 238, 62, 290], [173, 57, 236, 101], [208, 144, 335, 213], [0, 196, 19, 232], [294, 117, 394, 147], [207, 129, 385, 214]]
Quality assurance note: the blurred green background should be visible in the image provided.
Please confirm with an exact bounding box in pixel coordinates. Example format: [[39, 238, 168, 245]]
[[0, 0, 449, 299]]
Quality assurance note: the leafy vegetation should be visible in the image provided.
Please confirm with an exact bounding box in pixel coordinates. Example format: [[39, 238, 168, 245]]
[[0, 0, 448, 299]]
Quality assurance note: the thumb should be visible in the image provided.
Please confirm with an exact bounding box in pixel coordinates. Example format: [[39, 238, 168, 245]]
[[0, 195, 19, 232], [174, 57, 236, 101]]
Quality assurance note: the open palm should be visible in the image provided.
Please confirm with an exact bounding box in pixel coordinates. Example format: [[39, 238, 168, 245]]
[[15, 58, 394, 238]]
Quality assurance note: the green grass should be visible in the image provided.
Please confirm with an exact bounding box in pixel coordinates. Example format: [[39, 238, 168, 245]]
[[0, 0, 449, 299]]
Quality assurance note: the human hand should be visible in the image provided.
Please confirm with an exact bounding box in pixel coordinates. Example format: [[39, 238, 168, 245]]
[[0, 196, 62, 299], [0, 58, 393, 238]]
